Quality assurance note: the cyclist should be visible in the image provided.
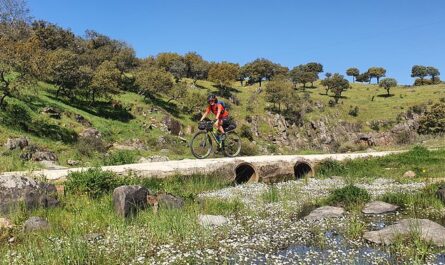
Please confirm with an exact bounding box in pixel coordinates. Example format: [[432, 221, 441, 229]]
[[199, 94, 229, 142]]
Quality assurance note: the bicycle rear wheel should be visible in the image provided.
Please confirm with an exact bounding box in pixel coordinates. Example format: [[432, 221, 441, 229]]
[[223, 131, 241, 157], [190, 131, 213, 159]]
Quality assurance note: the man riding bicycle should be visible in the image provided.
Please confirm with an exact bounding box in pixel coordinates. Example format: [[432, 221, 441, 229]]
[[200, 94, 229, 141]]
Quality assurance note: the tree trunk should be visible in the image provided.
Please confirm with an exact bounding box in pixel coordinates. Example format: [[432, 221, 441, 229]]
[[432, 75, 435, 83], [353, 76, 355, 83], [240, 80, 243, 86], [335, 95, 340, 103], [387, 89, 390, 96], [259, 79, 262, 87], [377, 77, 380, 84], [420, 77, 424, 85]]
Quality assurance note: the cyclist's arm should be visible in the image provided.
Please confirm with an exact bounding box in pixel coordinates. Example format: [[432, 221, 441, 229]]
[[200, 107, 210, 121]]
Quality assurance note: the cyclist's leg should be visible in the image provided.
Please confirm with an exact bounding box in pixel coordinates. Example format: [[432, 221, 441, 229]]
[[217, 118, 225, 134]]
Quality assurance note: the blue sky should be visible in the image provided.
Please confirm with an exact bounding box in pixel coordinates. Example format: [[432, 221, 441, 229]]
[[28, 0, 445, 84]]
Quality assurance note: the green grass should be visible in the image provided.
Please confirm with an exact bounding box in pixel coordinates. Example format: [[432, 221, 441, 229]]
[[316, 146, 445, 180], [0, 172, 235, 264], [1, 78, 445, 173]]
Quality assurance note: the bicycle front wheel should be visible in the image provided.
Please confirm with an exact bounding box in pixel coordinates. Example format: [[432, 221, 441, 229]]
[[190, 131, 213, 159], [223, 131, 241, 157]]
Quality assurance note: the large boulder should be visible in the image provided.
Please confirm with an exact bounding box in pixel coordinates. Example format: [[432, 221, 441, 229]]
[[156, 192, 184, 209], [4, 137, 28, 150], [23, 216, 50, 232], [32, 151, 57, 162], [0, 174, 59, 214], [304, 206, 345, 221], [363, 219, 445, 247], [112, 186, 150, 218], [163, 115, 182, 136], [362, 201, 399, 215]]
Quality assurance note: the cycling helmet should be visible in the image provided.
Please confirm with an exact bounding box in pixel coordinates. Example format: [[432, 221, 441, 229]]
[[207, 94, 217, 103]]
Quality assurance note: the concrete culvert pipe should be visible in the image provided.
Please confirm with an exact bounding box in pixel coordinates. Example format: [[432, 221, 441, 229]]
[[235, 163, 258, 184], [294, 162, 314, 179]]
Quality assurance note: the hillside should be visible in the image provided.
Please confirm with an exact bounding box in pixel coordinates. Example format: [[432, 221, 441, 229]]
[[0, 78, 444, 173]]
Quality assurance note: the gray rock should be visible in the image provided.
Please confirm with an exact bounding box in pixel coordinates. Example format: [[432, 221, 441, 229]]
[[75, 114, 92, 127], [363, 219, 445, 246], [0, 174, 59, 214], [39, 160, 66, 170], [156, 193, 184, 209], [112, 186, 150, 218], [84, 233, 104, 242], [198, 214, 228, 227], [80, 128, 101, 139], [437, 187, 445, 203], [163, 115, 182, 136], [403, 170, 416, 178], [362, 201, 399, 214], [23, 217, 50, 232], [67, 160, 80, 166], [32, 151, 57, 162], [304, 206, 345, 221], [138, 156, 169, 163], [4, 137, 28, 150], [41, 107, 61, 119]]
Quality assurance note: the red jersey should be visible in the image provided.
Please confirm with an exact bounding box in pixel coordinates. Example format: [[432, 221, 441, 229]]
[[206, 103, 229, 118]]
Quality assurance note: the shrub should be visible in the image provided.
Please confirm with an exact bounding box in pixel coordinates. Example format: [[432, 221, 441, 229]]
[[394, 130, 416, 145], [104, 150, 138, 166], [370, 120, 380, 131], [316, 159, 346, 177], [240, 140, 259, 156], [239, 124, 253, 141], [64, 168, 122, 198], [326, 185, 371, 208], [76, 136, 107, 156], [348, 106, 359, 117], [418, 103, 445, 135], [1, 100, 33, 129], [328, 99, 336, 107]]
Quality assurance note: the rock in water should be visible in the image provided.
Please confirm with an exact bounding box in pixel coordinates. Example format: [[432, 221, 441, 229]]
[[304, 206, 345, 221], [113, 186, 150, 218], [0, 174, 59, 214], [362, 201, 399, 214], [23, 217, 50, 232], [363, 218, 445, 246], [198, 214, 228, 227]]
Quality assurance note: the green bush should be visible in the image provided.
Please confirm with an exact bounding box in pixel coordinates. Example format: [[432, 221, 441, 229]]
[[104, 150, 138, 166], [348, 106, 359, 117], [239, 124, 253, 141], [240, 140, 259, 156], [326, 185, 370, 208], [64, 168, 122, 198], [316, 159, 346, 177], [1, 100, 33, 129], [76, 136, 107, 156], [418, 103, 445, 135]]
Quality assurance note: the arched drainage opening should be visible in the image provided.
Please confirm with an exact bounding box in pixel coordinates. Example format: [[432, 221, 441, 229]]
[[294, 162, 314, 179], [235, 163, 257, 184]]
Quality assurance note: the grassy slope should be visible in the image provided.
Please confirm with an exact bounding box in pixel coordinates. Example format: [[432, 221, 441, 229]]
[[0, 80, 444, 172]]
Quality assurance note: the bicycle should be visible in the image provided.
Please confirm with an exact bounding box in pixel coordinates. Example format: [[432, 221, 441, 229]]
[[190, 120, 241, 159]]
